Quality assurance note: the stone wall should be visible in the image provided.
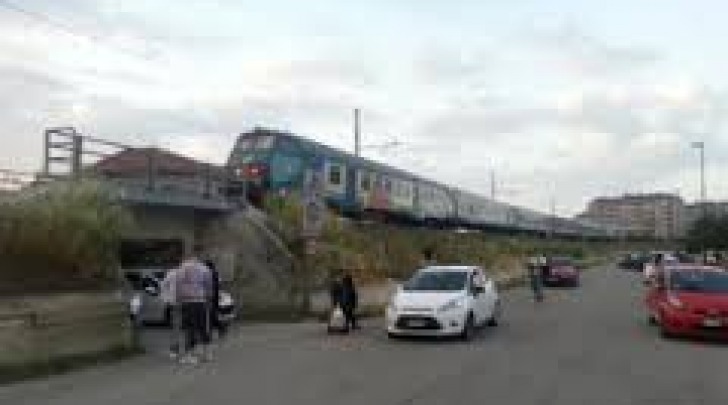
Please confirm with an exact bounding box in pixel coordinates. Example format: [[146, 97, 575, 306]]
[[0, 292, 133, 372]]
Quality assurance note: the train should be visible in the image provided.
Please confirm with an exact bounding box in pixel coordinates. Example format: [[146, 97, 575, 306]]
[[226, 128, 617, 239]]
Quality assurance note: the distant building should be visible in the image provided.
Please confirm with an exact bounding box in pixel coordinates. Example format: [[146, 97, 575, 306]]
[[578, 193, 685, 239]]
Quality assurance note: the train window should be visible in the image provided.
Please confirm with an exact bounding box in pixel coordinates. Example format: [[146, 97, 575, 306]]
[[329, 165, 342, 185], [256, 136, 275, 150], [238, 138, 255, 150]]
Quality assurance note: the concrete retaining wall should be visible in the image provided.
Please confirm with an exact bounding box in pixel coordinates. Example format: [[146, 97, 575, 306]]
[[0, 293, 133, 371]]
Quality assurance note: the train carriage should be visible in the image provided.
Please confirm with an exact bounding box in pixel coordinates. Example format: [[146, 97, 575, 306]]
[[227, 128, 615, 239]]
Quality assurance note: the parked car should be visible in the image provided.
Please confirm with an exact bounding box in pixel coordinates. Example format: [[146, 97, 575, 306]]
[[385, 265, 500, 340], [126, 271, 236, 327], [542, 257, 580, 287], [617, 252, 649, 272], [646, 265, 728, 340]]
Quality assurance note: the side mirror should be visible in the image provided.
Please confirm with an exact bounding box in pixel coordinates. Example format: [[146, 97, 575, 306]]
[[472, 285, 485, 295]]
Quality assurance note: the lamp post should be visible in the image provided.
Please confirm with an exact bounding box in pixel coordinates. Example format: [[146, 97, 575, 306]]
[[690, 141, 707, 218], [691, 141, 707, 260]]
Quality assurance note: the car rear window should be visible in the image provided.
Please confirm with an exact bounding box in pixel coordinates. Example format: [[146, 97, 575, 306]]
[[670, 271, 728, 293]]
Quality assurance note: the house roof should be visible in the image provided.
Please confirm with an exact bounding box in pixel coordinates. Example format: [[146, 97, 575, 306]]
[[93, 148, 226, 178]]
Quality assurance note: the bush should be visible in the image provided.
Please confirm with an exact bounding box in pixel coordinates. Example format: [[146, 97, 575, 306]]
[[0, 181, 132, 295]]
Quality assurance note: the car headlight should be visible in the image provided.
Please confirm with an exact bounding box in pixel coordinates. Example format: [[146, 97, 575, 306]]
[[438, 297, 465, 313], [666, 294, 684, 310]]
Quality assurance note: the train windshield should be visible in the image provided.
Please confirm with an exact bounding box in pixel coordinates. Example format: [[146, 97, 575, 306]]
[[239, 135, 276, 151]]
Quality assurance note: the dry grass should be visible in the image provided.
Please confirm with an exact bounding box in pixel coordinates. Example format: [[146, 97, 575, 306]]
[[0, 181, 132, 295]]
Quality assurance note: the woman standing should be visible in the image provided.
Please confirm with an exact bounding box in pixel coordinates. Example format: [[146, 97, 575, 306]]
[[341, 274, 359, 331]]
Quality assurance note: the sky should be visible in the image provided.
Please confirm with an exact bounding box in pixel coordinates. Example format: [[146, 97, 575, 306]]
[[1, 0, 727, 215]]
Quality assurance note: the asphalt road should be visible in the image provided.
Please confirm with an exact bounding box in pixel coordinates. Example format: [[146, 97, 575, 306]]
[[3, 266, 728, 405]]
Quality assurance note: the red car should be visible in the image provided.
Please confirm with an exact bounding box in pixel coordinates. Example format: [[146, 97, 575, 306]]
[[541, 257, 580, 287], [646, 265, 728, 339]]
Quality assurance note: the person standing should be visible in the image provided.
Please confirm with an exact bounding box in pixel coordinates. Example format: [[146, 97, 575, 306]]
[[340, 274, 359, 331], [644, 254, 662, 286], [204, 259, 227, 339], [175, 248, 213, 364], [527, 257, 544, 303]]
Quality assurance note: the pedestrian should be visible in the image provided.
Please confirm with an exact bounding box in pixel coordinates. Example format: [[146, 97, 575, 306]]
[[644, 254, 662, 286], [329, 274, 343, 310], [527, 256, 544, 303], [341, 274, 359, 331], [175, 247, 213, 364], [160, 266, 182, 359], [204, 259, 227, 339]]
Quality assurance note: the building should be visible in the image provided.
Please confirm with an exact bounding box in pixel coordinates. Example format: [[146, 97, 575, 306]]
[[578, 193, 685, 239]]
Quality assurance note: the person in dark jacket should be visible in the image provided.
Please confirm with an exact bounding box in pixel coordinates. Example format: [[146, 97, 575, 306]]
[[204, 259, 227, 338], [340, 274, 359, 331], [329, 275, 343, 309]]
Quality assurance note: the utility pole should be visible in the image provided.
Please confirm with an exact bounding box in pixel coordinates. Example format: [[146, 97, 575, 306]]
[[490, 169, 496, 200], [549, 196, 556, 239], [691, 141, 708, 259], [354, 108, 361, 157]]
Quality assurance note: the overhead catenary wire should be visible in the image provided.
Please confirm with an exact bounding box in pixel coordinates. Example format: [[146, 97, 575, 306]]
[[0, 0, 163, 62]]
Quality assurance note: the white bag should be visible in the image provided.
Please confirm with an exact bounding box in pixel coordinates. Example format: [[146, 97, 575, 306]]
[[327, 306, 347, 333]]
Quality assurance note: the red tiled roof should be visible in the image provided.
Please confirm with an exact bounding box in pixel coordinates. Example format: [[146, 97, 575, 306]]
[[93, 148, 225, 178]]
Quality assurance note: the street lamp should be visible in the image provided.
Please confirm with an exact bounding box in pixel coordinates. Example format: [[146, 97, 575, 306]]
[[690, 141, 706, 218]]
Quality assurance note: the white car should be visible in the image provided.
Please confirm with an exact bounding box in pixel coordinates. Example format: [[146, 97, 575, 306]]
[[386, 265, 500, 340]]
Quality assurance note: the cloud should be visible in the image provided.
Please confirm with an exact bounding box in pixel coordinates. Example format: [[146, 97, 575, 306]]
[[528, 22, 660, 78]]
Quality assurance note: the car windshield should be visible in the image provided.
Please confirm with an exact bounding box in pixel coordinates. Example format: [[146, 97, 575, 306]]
[[670, 271, 728, 293], [402, 271, 468, 292]]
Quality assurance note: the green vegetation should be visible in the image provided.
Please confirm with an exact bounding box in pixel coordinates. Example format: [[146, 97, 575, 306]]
[[262, 195, 614, 287], [0, 181, 133, 295], [685, 215, 728, 252]]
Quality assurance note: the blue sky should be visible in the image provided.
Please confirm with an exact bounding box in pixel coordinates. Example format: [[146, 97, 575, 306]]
[[1, 0, 727, 214]]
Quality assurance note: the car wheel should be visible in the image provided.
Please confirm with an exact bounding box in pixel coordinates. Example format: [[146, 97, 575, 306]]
[[487, 302, 501, 327], [387, 332, 399, 340], [460, 313, 475, 341]]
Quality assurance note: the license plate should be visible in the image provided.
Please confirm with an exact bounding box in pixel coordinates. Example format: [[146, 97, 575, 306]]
[[408, 319, 426, 328], [703, 318, 722, 328]]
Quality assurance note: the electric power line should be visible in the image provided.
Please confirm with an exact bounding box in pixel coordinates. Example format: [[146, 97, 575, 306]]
[[0, 0, 161, 61]]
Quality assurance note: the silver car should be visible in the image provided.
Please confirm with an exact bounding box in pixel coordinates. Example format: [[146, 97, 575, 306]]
[[126, 270, 236, 326]]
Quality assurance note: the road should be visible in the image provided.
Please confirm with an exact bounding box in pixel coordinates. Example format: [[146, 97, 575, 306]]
[[3, 266, 728, 405]]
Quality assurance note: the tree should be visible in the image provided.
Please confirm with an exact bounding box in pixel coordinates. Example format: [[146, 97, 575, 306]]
[[685, 215, 728, 252]]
